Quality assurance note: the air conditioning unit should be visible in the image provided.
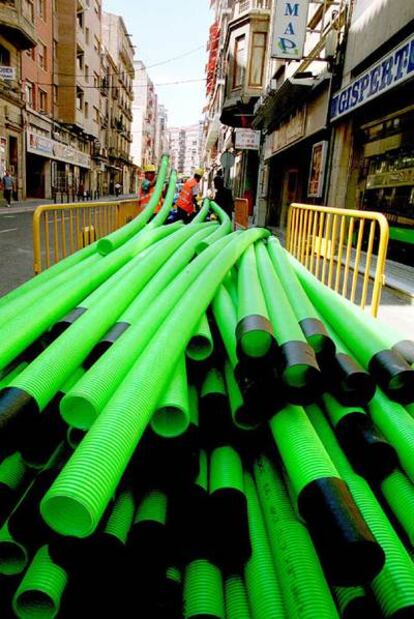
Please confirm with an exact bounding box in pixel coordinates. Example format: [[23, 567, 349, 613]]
[[325, 30, 339, 59]]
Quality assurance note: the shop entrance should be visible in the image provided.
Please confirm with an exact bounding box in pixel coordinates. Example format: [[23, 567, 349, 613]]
[[26, 153, 46, 198]]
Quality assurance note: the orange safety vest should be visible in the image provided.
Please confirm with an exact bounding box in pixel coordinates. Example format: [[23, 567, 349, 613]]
[[140, 186, 162, 213], [176, 178, 199, 214]]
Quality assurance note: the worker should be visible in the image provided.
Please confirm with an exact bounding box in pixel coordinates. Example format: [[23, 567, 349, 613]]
[[140, 164, 157, 207], [175, 168, 204, 223]]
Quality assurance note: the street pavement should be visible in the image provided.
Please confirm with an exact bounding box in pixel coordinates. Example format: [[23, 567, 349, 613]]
[[0, 203, 412, 333]]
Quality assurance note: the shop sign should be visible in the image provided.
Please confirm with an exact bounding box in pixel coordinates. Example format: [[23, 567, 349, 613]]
[[271, 0, 310, 60], [271, 107, 306, 154], [27, 131, 91, 169], [331, 33, 414, 121], [0, 66, 16, 80], [235, 129, 261, 151], [308, 140, 328, 198], [366, 167, 414, 189]]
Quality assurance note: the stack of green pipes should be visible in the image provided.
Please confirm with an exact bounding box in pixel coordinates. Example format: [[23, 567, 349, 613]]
[[0, 153, 413, 618]]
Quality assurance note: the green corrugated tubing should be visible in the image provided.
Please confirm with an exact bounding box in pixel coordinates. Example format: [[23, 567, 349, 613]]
[[13, 545, 68, 619], [195, 450, 208, 492], [237, 243, 274, 359], [186, 313, 214, 362], [253, 455, 339, 619], [104, 487, 135, 545], [212, 284, 239, 369], [322, 392, 367, 427], [196, 201, 233, 252], [119, 224, 216, 326], [8, 225, 184, 413], [166, 565, 182, 584], [184, 559, 225, 619], [0, 451, 27, 492], [0, 522, 28, 576], [0, 240, 98, 311], [368, 389, 414, 482], [290, 256, 398, 368], [209, 446, 244, 494], [334, 586, 368, 618], [97, 153, 169, 255], [0, 362, 28, 390], [381, 470, 414, 545], [269, 404, 339, 498], [191, 197, 211, 224], [244, 472, 285, 619], [41, 228, 269, 538], [407, 402, 414, 416], [224, 361, 258, 431], [189, 385, 199, 427], [0, 224, 179, 372], [150, 169, 178, 228], [134, 490, 168, 526], [201, 367, 226, 398], [306, 403, 414, 617], [224, 267, 239, 308], [60, 230, 230, 431], [151, 356, 190, 438], [225, 574, 252, 619], [267, 238, 328, 354]]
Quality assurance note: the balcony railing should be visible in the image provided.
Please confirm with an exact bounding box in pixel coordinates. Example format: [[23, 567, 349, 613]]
[[233, 0, 271, 18]]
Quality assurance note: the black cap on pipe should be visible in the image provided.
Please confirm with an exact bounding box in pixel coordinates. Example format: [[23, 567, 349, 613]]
[[234, 361, 283, 425], [369, 349, 414, 405], [393, 340, 414, 366], [335, 413, 399, 482], [47, 307, 87, 343], [0, 388, 39, 452], [83, 322, 130, 369], [328, 353, 376, 407], [278, 341, 323, 405], [299, 318, 336, 361], [298, 477, 385, 586], [235, 315, 278, 364]]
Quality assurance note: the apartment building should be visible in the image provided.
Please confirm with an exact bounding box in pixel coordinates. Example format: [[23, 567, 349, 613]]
[[169, 126, 185, 175], [0, 0, 36, 201], [183, 121, 203, 177], [154, 103, 169, 166], [131, 60, 157, 168]]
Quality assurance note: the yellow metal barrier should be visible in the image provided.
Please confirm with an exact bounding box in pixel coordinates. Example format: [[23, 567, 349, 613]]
[[33, 198, 142, 274], [286, 203, 389, 317]]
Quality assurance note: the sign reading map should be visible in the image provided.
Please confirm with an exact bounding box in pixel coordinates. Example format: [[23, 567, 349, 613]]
[[271, 0, 310, 60]]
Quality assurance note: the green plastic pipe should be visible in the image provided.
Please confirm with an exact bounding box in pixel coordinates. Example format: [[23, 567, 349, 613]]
[[195, 450, 208, 492], [189, 385, 200, 428], [212, 284, 239, 369], [306, 404, 414, 617], [368, 389, 414, 482], [0, 451, 27, 493], [13, 545, 68, 619], [381, 470, 414, 545], [0, 224, 179, 373], [42, 228, 269, 537], [97, 153, 169, 255], [134, 490, 168, 526], [253, 455, 339, 619], [186, 313, 214, 362], [66, 427, 86, 450], [201, 367, 227, 399], [0, 522, 28, 576], [224, 361, 257, 431], [151, 356, 190, 438], [224, 267, 239, 308], [191, 198, 211, 224], [196, 201, 232, 252], [322, 392, 366, 427], [184, 559, 225, 619], [104, 486, 135, 545], [267, 237, 334, 357], [244, 472, 285, 619], [209, 446, 244, 494], [0, 362, 28, 390], [334, 586, 371, 618], [149, 169, 178, 228], [237, 243, 274, 359], [225, 574, 251, 619]]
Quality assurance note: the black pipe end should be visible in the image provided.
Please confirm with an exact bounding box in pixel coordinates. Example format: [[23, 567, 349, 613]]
[[83, 322, 130, 369], [209, 488, 251, 572], [47, 307, 87, 343], [235, 315, 278, 364], [299, 318, 336, 361], [393, 340, 414, 366], [18, 394, 66, 467], [335, 413, 399, 481], [0, 387, 39, 450], [234, 362, 283, 424], [298, 477, 385, 586], [369, 349, 414, 405], [330, 353, 376, 406], [278, 341, 323, 404]]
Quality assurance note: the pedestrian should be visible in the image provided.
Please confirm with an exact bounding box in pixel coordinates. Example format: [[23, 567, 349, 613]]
[[2, 170, 14, 207], [213, 175, 234, 220], [114, 181, 122, 197], [175, 168, 204, 223]]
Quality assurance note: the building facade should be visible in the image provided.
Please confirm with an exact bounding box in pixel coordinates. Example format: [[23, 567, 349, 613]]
[[169, 123, 203, 177], [131, 60, 157, 168], [154, 103, 169, 165]]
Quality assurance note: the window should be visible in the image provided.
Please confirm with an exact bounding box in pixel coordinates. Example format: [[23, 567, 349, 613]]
[[85, 64, 89, 82], [94, 106, 100, 123], [38, 43, 47, 70], [77, 11, 84, 30], [39, 89, 47, 112], [249, 32, 267, 87], [26, 81, 35, 107], [76, 87, 84, 111], [93, 72, 99, 88], [85, 28, 90, 45], [94, 36, 101, 54], [38, 0, 46, 20], [233, 35, 246, 89], [53, 85, 58, 105], [0, 45, 10, 66], [77, 49, 84, 72], [23, 0, 34, 22], [85, 101, 89, 119]]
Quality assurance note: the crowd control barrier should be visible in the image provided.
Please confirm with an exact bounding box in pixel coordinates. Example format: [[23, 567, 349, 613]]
[[32, 199, 142, 274], [286, 203, 389, 317]]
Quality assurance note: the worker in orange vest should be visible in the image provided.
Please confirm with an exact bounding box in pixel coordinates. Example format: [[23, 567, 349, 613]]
[[140, 164, 157, 206], [176, 168, 204, 223]]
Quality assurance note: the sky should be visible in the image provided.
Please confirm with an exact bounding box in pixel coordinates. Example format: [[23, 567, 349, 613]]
[[104, 0, 212, 127]]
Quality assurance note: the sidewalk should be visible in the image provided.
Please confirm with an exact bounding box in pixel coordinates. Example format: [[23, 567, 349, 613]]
[[0, 194, 138, 215]]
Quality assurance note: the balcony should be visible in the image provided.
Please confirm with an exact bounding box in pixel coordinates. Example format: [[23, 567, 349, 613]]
[[0, 0, 36, 49], [231, 0, 271, 21]]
